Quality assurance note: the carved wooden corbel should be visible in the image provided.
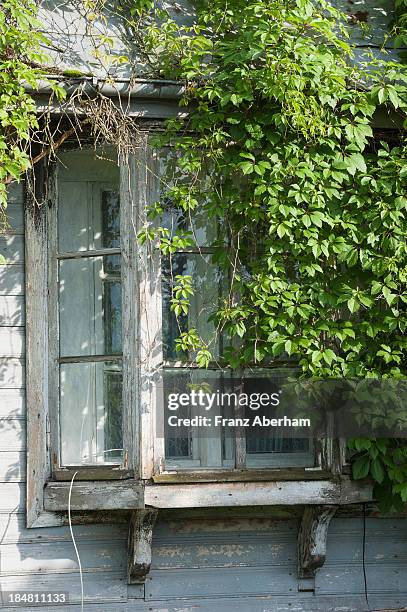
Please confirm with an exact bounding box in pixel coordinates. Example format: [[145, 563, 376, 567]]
[[297, 505, 338, 589], [127, 508, 158, 583]]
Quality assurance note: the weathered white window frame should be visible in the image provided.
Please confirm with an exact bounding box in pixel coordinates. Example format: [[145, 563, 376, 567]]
[[26, 133, 372, 528], [26, 141, 146, 525]]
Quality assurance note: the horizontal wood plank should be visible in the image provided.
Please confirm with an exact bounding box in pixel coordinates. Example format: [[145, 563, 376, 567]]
[[0, 265, 25, 296], [0, 328, 25, 357], [0, 234, 24, 264], [0, 540, 126, 576], [44, 481, 144, 511], [0, 513, 127, 545], [0, 482, 24, 512], [152, 526, 297, 570], [0, 451, 25, 482], [316, 562, 407, 595], [154, 468, 331, 484], [43, 479, 372, 511], [0, 358, 25, 389], [145, 479, 372, 508], [146, 565, 298, 600], [6, 182, 24, 204], [0, 389, 25, 418], [2, 595, 403, 612], [1, 571, 127, 604], [0, 418, 25, 451], [5, 201, 24, 233], [0, 295, 25, 326]]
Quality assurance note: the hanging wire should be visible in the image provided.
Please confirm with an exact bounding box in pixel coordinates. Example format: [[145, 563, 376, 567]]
[[362, 502, 370, 610], [68, 471, 84, 612]]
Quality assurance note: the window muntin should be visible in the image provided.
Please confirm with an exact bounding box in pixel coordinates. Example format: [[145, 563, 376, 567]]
[[56, 154, 123, 467]]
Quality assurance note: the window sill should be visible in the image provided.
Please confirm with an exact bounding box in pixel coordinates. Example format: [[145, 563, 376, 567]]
[[53, 467, 134, 481], [153, 467, 331, 483], [43, 476, 372, 511]]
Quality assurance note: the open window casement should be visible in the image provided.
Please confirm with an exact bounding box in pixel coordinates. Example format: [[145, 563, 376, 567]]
[[26, 139, 354, 525]]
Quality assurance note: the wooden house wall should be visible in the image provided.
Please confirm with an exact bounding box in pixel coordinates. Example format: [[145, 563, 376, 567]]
[[0, 183, 406, 612], [1, 1, 406, 608]]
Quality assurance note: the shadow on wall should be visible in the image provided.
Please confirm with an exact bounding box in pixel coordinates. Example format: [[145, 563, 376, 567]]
[[37, 0, 196, 78]]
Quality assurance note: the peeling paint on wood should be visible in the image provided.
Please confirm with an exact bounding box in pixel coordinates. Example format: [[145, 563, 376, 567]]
[[128, 508, 158, 583], [44, 481, 144, 511], [145, 479, 372, 508], [297, 505, 338, 580]]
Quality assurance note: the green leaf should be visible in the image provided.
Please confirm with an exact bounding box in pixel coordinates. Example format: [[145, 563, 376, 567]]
[[351, 153, 367, 173], [285, 339, 293, 355], [358, 294, 373, 308], [347, 297, 360, 313], [239, 161, 254, 175], [352, 455, 371, 480], [382, 286, 397, 306], [370, 458, 385, 484]]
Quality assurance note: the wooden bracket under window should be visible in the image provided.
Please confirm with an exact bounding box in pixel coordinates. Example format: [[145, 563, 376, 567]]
[[127, 508, 158, 584], [297, 504, 338, 591]]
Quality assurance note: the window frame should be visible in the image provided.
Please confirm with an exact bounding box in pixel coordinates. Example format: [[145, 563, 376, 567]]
[[146, 150, 341, 479], [49, 149, 136, 479], [51, 178, 126, 472], [26, 136, 350, 526], [25, 145, 143, 526]]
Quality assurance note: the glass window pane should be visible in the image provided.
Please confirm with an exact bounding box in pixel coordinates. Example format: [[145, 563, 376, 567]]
[[101, 190, 120, 248], [58, 181, 120, 253], [104, 280, 122, 355], [161, 205, 217, 248], [162, 368, 315, 469], [162, 254, 221, 360], [157, 149, 217, 247], [242, 369, 314, 466], [60, 361, 123, 465], [59, 256, 122, 357], [163, 368, 233, 467]]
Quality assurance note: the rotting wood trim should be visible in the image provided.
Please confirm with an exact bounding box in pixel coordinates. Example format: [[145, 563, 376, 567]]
[[144, 478, 372, 509], [44, 481, 145, 511], [53, 468, 134, 481], [25, 161, 54, 528], [297, 504, 338, 588], [127, 508, 158, 584], [43, 477, 372, 511]]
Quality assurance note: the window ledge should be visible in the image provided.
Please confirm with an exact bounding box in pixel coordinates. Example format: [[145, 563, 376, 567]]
[[43, 477, 372, 511], [153, 468, 332, 484], [144, 478, 372, 508], [44, 480, 144, 511]]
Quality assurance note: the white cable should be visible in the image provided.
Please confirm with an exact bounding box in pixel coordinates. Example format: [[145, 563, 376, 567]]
[[68, 471, 84, 612]]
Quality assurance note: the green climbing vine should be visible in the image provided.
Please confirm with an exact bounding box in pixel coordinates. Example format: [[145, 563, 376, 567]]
[[394, 0, 407, 52], [0, 0, 65, 231], [135, 0, 407, 511]]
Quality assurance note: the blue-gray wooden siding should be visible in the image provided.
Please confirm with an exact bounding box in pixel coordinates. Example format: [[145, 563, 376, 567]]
[[0, 185, 407, 612]]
